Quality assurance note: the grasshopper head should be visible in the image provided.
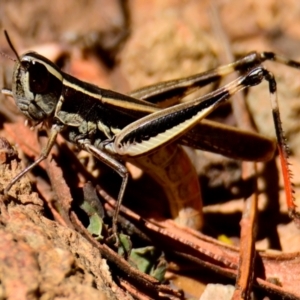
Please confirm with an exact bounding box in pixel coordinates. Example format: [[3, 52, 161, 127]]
[[12, 52, 63, 123]]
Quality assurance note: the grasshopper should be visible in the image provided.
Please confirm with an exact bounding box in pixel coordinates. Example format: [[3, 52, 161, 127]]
[[1, 31, 299, 232]]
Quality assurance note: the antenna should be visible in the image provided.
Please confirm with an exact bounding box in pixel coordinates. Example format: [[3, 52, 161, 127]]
[[3, 30, 20, 63]]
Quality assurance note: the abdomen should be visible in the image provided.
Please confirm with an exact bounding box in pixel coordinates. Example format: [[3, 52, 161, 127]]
[[130, 144, 203, 230]]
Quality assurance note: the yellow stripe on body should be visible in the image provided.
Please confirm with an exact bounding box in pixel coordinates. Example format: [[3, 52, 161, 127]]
[[22, 55, 63, 81], [115, 104, 216, 157], [62, 80, 159, 114], [115, 75, 246, 157]]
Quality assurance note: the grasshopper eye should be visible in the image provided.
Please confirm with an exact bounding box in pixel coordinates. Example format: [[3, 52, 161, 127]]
[[28, 62, 50, 94]]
